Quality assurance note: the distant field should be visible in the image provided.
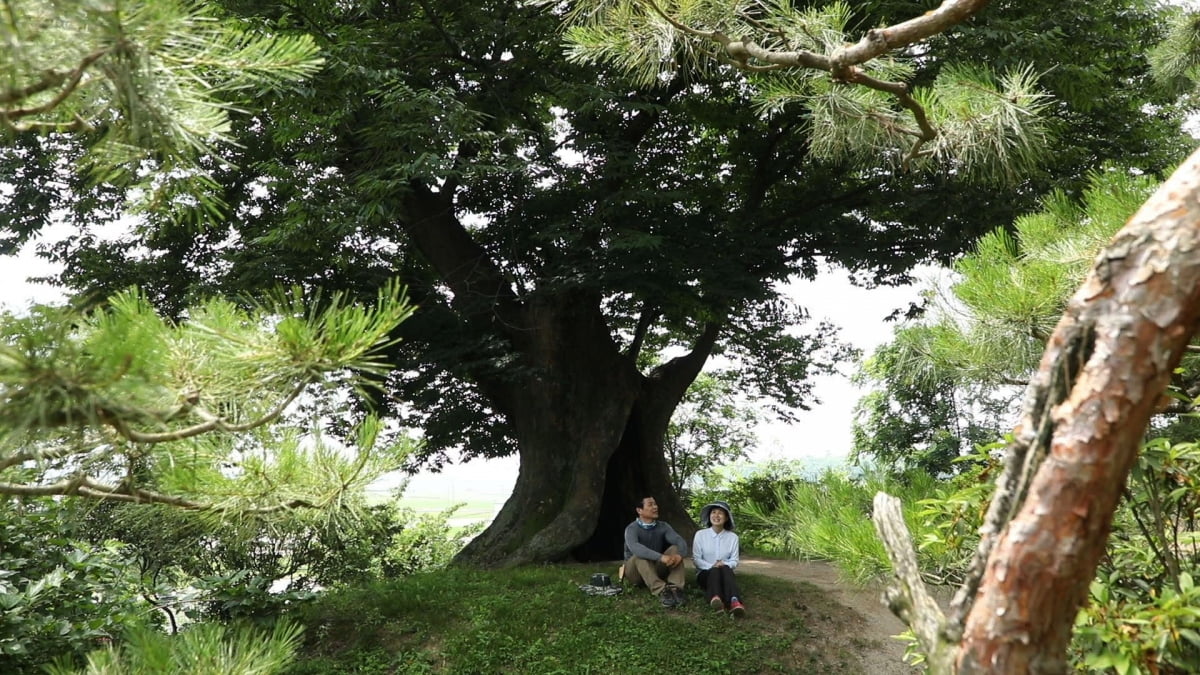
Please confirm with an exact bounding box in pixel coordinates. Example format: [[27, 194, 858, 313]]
[[365, 491, 500, 521]]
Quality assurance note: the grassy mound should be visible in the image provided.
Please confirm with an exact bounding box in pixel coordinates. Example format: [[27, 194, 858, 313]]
[[283, 563, 875, 674]]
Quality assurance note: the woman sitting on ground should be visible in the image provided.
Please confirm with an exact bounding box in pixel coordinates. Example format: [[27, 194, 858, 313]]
[[692, 500, 745, 616]]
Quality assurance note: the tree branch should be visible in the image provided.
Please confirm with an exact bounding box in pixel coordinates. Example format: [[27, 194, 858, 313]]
[[945, 321, 1093, 639], [647, 321, 723, 403], [832, 0, 992, 73], [106, 381, 310, 443], [0, 442, 98, 473], [0, 474, 317, 512], [1, 48, 109, 119], [872, 492, 954, 672], [640, 0, 994, 168], [627, 302, 658, 362], [401, 183, 523, 333], [954, 145, 1200, 671]]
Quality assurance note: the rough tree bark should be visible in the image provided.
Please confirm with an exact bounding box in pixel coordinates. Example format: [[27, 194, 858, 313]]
[[875, 146, 1200, 672], [449, 299, 712, 566], [402, 185, 709, 566]]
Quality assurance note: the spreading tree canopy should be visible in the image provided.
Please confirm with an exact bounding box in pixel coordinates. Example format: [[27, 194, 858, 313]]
[[1, 0, 1190, 568]]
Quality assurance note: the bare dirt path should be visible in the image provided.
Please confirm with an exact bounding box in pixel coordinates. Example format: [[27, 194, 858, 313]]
[[738, 556, 920, 675]]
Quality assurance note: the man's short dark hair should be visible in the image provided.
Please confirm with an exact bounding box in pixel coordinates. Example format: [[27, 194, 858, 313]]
[[635, 496, 653, 511]]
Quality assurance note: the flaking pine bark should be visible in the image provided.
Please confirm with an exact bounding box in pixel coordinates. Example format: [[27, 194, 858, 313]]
[[875, 146, 1200, 673]]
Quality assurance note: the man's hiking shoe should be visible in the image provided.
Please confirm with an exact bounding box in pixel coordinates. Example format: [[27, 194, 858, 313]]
[[710, 595, 725, 611], [729, 600, 746, 617], [671, 586, 687, 607], [660, 590, 677, 608]]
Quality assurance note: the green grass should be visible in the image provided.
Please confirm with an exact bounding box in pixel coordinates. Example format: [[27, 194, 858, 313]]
[[744, 470, 942, 585], [393, 496, 497, 520], [282, 564, 870, 674], [361, 492, 499, 521]]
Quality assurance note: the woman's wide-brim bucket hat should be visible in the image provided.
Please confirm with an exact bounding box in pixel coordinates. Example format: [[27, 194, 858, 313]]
[[699, 500, 735, 531]]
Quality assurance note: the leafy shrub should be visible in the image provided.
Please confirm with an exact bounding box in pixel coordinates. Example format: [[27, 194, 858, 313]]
[[77, 495, 483, 624], [689, 460, 808, 552], [0, 499, 153, 674], [192, 571, 318, 624], [1067, 438, 1200, 673], [378, 508, 485, 578], [1074, 571, 1200, 674], [899, 437, 1200, 672]]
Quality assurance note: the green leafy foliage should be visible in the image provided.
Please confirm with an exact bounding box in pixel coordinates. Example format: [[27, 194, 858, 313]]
[[1069, 438, 1200, 673], [888, 435, 1200, 672], [192, 572, 317, 624], [0, 0, 322, 219], [851, 342, 1008, 476], [71, 494, 483, 629], [853, 168, 1160, 472], [1149, 9, 1200, 95], [378, 507, 486, 579], [665, 371, 759, 497], [562, 0, 1055, 183], [742, 468, 945, 585], [24, 0, 1183, 477], [1075, 571, 1200, 675], [689, 460, 810, 552], [916, 167, 1155, 381], [0, 499, 153, 674]]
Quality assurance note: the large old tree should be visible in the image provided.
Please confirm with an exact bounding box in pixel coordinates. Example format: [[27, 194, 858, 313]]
[[2, 0, 1187, 566]]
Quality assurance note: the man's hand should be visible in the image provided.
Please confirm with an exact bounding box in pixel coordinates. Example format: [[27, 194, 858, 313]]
[[661, 553, 683, 568]]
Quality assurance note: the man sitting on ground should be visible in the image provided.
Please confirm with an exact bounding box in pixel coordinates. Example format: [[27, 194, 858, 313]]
[[622, 496, 689, 608]]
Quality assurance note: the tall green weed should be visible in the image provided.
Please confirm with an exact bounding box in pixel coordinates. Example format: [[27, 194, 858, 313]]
[[741, 468, 944, 585]]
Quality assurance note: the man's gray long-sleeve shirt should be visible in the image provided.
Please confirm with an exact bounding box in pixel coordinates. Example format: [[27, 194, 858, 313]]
[[623, 520, 688, 561]]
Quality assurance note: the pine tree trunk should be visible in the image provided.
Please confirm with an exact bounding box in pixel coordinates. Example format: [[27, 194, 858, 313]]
[[953, 148, 1200, 672], [877, 147, 1200, 674]]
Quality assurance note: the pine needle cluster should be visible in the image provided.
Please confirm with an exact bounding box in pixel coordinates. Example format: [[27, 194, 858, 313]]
[[890, 168, 1159, 388], [0, 280, 417, 515], [556, 0, 1053, 184], [0, 0, 322, 219]]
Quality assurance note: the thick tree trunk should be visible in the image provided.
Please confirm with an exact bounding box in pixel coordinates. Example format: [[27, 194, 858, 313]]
[[452, 295, 712, 567], [575, 387, 699, 562], [403, 187, 715, 568], [455, 391, 696, 567]]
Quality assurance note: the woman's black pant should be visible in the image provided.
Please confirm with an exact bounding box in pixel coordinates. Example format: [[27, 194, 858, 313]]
[[697, 566, 742, 603]]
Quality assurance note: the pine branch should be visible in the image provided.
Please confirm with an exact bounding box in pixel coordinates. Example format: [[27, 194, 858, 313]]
[[0, 474, 317, 512], [569, 0, 1040, 180], [1, 47, 109, 122], [106, 381, 310, 444], [635, 0, 985, 158]]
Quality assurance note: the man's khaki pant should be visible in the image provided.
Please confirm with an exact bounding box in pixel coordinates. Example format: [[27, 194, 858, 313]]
[[622, 545, 686, 595]]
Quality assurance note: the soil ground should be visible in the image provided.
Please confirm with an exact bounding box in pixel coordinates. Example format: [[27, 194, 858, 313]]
[[736, 556, 922, 675]]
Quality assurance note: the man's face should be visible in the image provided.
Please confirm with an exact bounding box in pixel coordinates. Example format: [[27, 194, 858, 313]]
[[637, 497, 659, 521]]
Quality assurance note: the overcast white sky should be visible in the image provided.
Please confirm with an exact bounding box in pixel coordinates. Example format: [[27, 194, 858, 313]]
[[1, 242, 923, 504]]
